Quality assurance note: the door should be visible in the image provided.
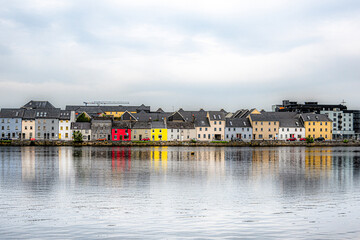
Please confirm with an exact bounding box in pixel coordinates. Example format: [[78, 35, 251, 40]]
[[139, 134, 142, 140]]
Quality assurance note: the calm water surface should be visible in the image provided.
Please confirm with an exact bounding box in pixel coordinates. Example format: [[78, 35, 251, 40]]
[[1, 146, 360, 239]]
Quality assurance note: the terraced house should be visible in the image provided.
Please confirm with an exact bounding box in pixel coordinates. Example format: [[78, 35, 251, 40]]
[[225, 118, 252, 141], [249, 112, 280, 140], [59, 110, 75, 141], [0, 109, 24, 139], [301, 113, 332, 140], [22, 109, 36, 140], [35, 109, 61, 140]]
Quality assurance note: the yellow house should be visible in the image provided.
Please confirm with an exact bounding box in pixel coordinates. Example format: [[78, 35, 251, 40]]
[[248, 111, 279, 140], [301, 113, 332, 140], [102, 105, 149, 118], [151, 121, 167, 141]]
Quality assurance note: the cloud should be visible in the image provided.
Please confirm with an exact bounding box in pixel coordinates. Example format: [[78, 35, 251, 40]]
[[0, 0, 360, 111]]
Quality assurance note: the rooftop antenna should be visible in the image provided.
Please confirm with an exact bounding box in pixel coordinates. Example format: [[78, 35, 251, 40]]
[[341, 99, 346, 106], [83, 101, 130, 106]]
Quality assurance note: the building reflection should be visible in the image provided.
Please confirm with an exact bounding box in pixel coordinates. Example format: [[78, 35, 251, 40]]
[[111, 147, 131, 172], [305, 148, 332, 179]]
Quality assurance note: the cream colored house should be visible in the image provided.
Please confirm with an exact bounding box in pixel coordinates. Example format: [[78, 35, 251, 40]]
[[21, 110, 36, 140], [132, 121, 152, 140]]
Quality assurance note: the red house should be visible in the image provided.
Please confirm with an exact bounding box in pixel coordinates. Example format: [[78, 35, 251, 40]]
[[112, 121, 132, 141]]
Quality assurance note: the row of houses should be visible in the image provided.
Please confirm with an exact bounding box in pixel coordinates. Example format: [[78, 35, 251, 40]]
[[0, 100, 334, 141]]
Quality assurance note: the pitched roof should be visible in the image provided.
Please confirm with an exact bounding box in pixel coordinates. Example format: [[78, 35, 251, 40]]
[[301, 113, 332, 122], [121, 111, 137, 121], [132, 121, 152, 129], [151, 121, 166, 129], [22, 100, 55, 109], [71, 122, 91, 130], [250, 112, 297, 121], [34, 109, 61, 119], [279, 116, 304, 128], [59, 110, 71, 120], [0, 108, 25, 118], [226, 118, 252, 128], [23, 109, 36, 119], [112, 121, 132, 129], [167, 121, 195, 129], [208, 111, 225, 121]]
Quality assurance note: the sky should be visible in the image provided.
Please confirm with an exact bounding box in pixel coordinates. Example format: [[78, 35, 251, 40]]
[[1, 0, 360, 112]]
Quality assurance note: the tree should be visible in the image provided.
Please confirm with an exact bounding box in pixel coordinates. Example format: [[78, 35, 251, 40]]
[[73, 131, 83, 142], [76, 112, 91, 122]]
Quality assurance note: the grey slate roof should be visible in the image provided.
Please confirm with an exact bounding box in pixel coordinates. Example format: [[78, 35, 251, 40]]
[[23, 109, 36, 119], [301, 113, 332, 122], [133, 112, 171, 121], [151, 121, 166, 129], [22, 100, 55, 109], [279, 116, 304, 128], [59, 110, 71, 120], [132, 121, 152, 129], [209, 111, 225, 121], [226, 118, 252, 128], [112, 121, 132, 129], [250, 112, 297, 121], [35, 109, 61, 119], [0, 108, 25, 118], [167, 121, 195, 129], [71, 122, 91, 130]]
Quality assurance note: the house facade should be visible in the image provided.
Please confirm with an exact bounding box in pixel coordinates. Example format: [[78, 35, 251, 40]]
[[59, 110, 75, 141], [71, 122, 91, 141], [151, 121, 167, 141], [22, 110, 36, 140], [167, 121, 196, 141], [34, 109, 60, 140], [278, 116, 305, 140], [249, 112, 279, 140], [301, 113, 333, 140], [112, 121, 132, 141], [91, 117, 113, 140], [225, 118, 252, 141], [131, 121, 152, 141], [0, 109, 24, 139]]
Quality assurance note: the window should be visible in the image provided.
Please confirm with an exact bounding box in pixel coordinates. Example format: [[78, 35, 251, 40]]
[[115, 129, 117, 133], [325, 128, 327, 132], [269, 122, 271, 125], [214, 128, 217, 131], [203, 134, 206, 138], [274, 128, 276, 131], [1, 126, 3, 130], [325, 122, 328, 126], [261, 128, 263, 131], [60, 126, 63, 130], [15, 119, 18, 123], [219, 128, 221, 131], [65, 133, 68, 138], [114, 135, 117, 140], [200, 127, 202, 131], [313, 128, 315, 131], [308, 128, 311, 132], [208, 134, 210, 139], [313, 122, 315, 125], [214, 121, 217, 125], [261, 122, 263, 125], [268, 128, 270, 131], [160, 129, 162, 133], [320, 128, 322, 132], [198, 134, 200, 138], [66, 126, 68, 130], [259, 134, 263, 138], [205, 128, 208, 131], [152, 130, 154, 133], [25, 126, 28, 130]]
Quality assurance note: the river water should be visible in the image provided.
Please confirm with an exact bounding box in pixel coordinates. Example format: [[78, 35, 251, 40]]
[[0, 146, 360, 239]]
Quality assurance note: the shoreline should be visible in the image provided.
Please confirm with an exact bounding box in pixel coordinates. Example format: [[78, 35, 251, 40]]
[[1, 140, 360, 147]]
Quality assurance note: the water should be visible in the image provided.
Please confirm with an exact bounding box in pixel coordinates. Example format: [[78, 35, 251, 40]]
[[1, 146, 360, 239]]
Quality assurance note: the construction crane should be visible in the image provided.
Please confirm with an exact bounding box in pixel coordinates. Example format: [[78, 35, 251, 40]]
[[83, 101, 130, 106]]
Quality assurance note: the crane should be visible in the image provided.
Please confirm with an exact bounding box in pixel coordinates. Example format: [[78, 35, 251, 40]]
[[83, 101, 130, 106]]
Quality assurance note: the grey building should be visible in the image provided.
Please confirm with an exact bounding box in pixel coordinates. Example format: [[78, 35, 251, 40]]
[[35, 109, 61, 140], [91, 117, 113, 140], [225, 118, 252, 141], [22, 100, 56, 110], [0, 109, 25, 139], [320, 109, 354, 139]]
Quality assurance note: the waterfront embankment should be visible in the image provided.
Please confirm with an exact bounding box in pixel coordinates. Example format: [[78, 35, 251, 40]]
[[1, 140, 360, 147]]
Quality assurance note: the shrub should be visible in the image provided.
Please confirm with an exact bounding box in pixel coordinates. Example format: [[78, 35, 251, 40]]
[[306, 136, 314, 143], [76, 112, 91, 122], [73, 131, 83, 142], [190, 139, 197, 143], [343, 139, 349, 143]]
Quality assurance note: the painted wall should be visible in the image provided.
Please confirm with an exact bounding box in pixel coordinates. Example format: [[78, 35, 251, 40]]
[[132, 129, 151, 140], [151, 128, 168, 141], [167, 129, 196, 141], [35, 119, 59, 140], [22, 120, 35, 140], [59, 120, 72, 140], [251, 121, 279, 140], [278, 127, 305, 140], [112, 129, 131, 141], [0, 118, 22, 139], [304, 121, 332, 140], [225, 127, 252, 141]]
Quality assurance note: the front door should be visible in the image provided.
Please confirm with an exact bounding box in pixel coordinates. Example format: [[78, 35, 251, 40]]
[[139, 134, 142, 140]]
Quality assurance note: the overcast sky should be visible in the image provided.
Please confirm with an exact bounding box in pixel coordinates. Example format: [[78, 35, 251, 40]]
[[1, 0, 360, 111]]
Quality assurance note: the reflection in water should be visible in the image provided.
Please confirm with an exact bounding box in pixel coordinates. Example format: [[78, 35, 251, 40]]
[[1, 146, 360, 239]]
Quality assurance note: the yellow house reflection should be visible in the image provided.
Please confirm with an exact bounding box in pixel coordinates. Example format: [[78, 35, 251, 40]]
[[151, 147, 168, 171], [305, 148, 332, 177]]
